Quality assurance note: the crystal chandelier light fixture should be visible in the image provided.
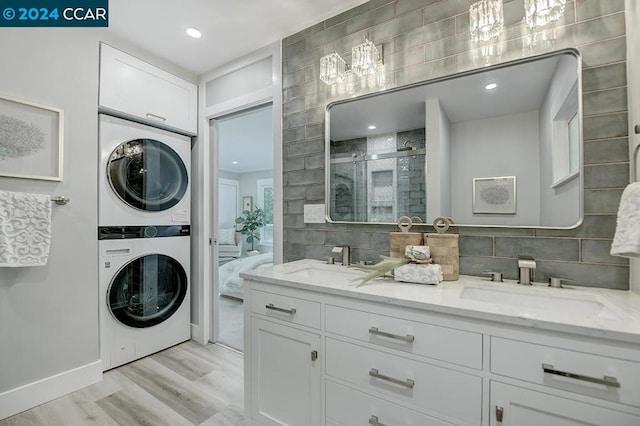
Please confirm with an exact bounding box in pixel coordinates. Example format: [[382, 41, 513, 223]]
[[351, 38, 380, 76], [524, 0, 566, 28], [319, 51, 348, 85], [469, 0, 504, 43]]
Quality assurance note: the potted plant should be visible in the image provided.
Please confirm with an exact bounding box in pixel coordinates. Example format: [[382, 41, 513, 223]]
[[235, 206, 267, 253]]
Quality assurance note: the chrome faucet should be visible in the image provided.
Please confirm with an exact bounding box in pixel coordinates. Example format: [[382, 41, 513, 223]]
[[332, 245, 351, 266], [518, 256, 536, 285]]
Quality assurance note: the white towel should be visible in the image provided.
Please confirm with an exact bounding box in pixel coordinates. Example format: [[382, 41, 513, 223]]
[[0, 190, 52, 267], [611, 182, 640, 258]]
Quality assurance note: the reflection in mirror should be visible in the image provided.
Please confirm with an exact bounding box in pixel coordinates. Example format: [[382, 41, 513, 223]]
[[326, 49, 582, 228]]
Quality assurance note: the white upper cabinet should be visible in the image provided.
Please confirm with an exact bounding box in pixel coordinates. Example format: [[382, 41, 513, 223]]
[[99, 43, 197, 135]]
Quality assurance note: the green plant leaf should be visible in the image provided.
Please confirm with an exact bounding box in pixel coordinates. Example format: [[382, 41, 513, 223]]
[[350, 257, 409, 287]]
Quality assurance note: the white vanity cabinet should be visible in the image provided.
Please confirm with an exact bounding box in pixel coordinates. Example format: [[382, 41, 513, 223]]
[[490, 382, 640, 425], [99, 43, 197, 135], [246, 287, 322, 426], [488, 333, 640, 425], [243, 270, 640, 426], [250, 318, 321, 426]]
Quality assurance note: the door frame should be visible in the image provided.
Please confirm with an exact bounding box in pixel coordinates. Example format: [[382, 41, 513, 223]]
[[192, 41, 282, 344]]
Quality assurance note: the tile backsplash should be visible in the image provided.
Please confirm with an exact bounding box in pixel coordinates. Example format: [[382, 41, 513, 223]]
[[282, 0, 630, 289]]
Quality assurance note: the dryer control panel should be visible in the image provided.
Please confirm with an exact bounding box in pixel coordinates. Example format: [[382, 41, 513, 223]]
[[98, 225, 190, 240]]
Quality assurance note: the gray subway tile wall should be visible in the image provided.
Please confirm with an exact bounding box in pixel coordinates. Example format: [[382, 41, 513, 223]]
[[282, 0, 630, 288]]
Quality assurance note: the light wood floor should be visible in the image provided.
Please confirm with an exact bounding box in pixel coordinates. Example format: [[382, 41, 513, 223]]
[[0, 341, 244, 426]]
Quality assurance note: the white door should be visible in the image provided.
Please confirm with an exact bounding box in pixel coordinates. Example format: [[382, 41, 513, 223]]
[[218, 178, 239, 228], [490, 382, 640, 425], [251, 318, 321, 426]]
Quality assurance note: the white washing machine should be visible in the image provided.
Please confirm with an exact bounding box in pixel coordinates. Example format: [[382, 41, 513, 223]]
[[98, 225, 190, 371], [99, 114, 191, 226]]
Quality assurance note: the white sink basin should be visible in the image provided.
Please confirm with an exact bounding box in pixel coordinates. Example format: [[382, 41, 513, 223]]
[[460, 285, 624, 320], [285, 265, 363, 285]]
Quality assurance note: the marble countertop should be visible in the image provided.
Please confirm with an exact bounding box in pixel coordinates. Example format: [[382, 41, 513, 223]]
[[241, 259, 640, 344]]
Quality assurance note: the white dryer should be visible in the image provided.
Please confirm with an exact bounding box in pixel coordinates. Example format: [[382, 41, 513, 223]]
[[99, 114, 191, 226], [98, 225, 190, 371]]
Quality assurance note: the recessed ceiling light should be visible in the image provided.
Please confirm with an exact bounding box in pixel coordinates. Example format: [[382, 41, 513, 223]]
[[485, 83, 498, 90], [368, 125, 377, 130], [232, 161, 238, 165], [186, 28, 202, 39]]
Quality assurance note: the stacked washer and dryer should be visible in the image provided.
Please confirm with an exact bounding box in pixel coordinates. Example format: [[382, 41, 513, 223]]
[[98, 114, 191, 371]]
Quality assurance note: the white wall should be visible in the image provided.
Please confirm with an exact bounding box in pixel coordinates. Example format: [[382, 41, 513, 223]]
[[425, 98, 452, 222], [450, 110, 540, 225], [0, 28, 194, 419], [239, 170, 273, 208], [538, 54, 581, 227]]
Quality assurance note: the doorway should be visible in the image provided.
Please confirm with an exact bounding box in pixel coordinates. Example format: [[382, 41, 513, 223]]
[[212, 103, 274, 351]]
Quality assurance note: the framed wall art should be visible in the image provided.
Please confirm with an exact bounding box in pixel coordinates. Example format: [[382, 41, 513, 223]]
[[473, 176, 516, 214], [0, 95, 64, 181], [242, 195, 253, 212]]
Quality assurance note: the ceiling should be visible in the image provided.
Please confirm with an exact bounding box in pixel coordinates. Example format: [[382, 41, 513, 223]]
[[330, 54, 565, 141], [108, 0, 370, 75]]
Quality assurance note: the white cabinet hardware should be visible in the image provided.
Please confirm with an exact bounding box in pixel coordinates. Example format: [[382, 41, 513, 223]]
[[265, 303, 296, 315], [369, 415, 388, 426], [369, 326, 415, 342], [369, 368, 415, 389], [542, 363, 620, 388]]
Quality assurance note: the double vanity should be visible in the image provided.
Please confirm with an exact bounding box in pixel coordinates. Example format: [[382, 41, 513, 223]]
[[242, 259, 640, 426]]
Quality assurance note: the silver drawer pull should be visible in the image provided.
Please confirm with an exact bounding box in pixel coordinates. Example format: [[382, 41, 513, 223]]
[[369, 415, 388, 426], [369, 368, 415, 389], [369, 327, 415, 343], [265, 303, 296, 315], [542, 363, 620, 388], [145, 113, 167, 122]]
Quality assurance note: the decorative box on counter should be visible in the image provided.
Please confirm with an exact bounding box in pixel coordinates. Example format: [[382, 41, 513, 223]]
[[394, 263, 443, 285], [390, 216, 422, 258], [424, 233, 459, 280]]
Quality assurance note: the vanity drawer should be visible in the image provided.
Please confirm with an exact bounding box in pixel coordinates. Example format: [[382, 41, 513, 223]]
[[491, 337, 640, 407], [326, 380, 455, 426], [326, 304, 482, 369], [326, 337, 482, 425], [250, 289, 320, 329]]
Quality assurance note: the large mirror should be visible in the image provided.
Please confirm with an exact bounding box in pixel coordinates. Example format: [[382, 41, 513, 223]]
[[326, 49, 582, 228]]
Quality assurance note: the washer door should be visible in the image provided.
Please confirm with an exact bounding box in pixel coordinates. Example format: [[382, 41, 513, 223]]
[[108, 254, 187, 328], [107, 139, 188, 211]]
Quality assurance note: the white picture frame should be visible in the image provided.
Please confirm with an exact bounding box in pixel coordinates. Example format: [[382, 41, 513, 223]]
[[242, 195, 253, 212], [0, 95, 64, 181], [473, 176, 516, 214]]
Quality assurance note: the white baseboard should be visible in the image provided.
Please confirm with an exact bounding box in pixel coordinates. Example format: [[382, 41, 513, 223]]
[[0, 360, 102, 420]]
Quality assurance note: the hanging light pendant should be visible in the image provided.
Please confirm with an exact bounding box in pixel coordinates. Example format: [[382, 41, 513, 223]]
[[469, 0, 504, 43], [319, 51, 348, 85], [524, 0, 566, 28], [351, 38, 380, 76]]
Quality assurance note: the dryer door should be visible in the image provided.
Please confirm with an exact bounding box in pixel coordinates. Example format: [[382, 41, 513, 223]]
[[108, 254, 187, 328], [107, 139, 188, 211]]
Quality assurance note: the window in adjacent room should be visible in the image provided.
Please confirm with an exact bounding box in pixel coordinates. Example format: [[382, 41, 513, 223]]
[[257, 178, 273, 245]]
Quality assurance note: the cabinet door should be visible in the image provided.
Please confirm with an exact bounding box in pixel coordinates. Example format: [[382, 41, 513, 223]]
[[99, 43, 197, 135], [250, 318, 321, 426], [491, 382, 640, 426]]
